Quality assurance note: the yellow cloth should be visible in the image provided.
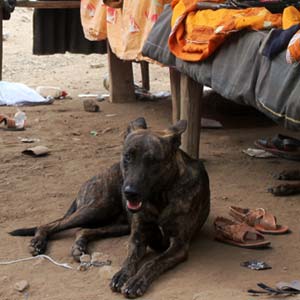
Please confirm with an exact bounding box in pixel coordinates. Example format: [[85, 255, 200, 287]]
[[169, 0, 283, 61], [80, 0, 171, 60]]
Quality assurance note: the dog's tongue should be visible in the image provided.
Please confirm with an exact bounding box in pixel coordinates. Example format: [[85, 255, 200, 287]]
[[127, 200, 142, 211]]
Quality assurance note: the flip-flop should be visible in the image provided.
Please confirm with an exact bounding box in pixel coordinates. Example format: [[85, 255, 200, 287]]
[[229, 206, 289, 234], [214, 217, 271, 249], [254, 134, 300, 161]]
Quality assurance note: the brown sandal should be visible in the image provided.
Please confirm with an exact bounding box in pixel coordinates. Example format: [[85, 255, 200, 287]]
[[229, 206, 289, 234], [214, 217, 271, 249]]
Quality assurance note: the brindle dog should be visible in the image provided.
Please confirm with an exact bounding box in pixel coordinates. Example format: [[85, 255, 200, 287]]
[[10, 118, 210, 298]]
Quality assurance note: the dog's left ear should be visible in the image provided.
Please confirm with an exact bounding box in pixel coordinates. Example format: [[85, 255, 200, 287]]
[[164, 120, 187, 148], [126, 117, 147, 137]]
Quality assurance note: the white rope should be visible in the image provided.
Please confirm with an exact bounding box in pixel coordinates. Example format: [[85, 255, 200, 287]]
[[0, 254, 73, 269]]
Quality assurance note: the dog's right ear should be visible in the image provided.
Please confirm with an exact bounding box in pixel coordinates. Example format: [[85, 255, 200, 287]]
[[125, 117, 147, 137]]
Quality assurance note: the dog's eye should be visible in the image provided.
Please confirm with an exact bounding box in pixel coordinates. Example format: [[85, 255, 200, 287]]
[[123, 152, 132, 163]]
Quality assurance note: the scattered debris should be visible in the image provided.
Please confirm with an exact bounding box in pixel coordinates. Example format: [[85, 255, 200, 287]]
[[135, 85, 171, 101], [97, 94, 109, 102], [101, 127, 113, 134], [3, 32, 9, 41], [14, 280, 29, 292], [71, 131, 81, 136], [78, 93, 100, 99], [36, 86, 67, 99], [19, 137, 40, 143], [0, 110, 27, 130], [90, 63, 104, 69], [22, 146, 50, 157], [83, 99, 100, 112], [77, 252, 111, 272], [248, 281, 300, 296], [0, 81, 54, 106], [241, 260, 272, 270], [242, 148, 276, 158], [90, 130, 98, 136], [0, 255, 72, 269]]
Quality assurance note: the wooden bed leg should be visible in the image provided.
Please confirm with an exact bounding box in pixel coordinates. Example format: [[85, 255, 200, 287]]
[[107, 42, 135, 103], [169, 67, 181, 124], [180, 73, 203, 159], [0, 6, 3, 81], [140, 61, 150, 91]]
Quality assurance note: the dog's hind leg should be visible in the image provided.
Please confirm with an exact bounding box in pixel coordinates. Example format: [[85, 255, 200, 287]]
[[29, 203, 122, 256], [71, 223, 130, 261]]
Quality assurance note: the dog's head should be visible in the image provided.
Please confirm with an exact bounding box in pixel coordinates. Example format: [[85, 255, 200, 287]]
[[121, 117, 187, 213]]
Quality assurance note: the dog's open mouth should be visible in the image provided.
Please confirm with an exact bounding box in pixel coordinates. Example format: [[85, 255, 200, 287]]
[[126, 200, 142, 212]]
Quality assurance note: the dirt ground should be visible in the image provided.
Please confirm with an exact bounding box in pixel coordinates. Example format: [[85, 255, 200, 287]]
[[1, 7, 300, 300]]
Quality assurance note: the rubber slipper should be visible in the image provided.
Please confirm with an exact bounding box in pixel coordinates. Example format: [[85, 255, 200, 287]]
[[214, 217, 271, 249], [229, 206, 289, 234], [254, 134, 300, 161]]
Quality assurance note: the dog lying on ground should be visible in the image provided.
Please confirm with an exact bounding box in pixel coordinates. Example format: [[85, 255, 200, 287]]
[[10, 117, 210, 298]]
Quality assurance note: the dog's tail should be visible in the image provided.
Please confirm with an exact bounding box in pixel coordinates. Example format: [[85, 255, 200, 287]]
[[9, 227, 37, 236]]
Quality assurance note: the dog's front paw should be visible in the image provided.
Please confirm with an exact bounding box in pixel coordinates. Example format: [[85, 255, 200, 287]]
[[29, 236, 47, 256], [71, 239, 87, 262], [110, 268, 132, 293], [122, 276, 149, 298]]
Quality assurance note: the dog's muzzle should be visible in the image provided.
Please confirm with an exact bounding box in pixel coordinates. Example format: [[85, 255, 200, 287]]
[[123, 185, 142, 212]]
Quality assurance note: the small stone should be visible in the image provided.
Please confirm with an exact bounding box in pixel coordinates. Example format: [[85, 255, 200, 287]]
[[14, 280, 29, 292], [80, 254, 91, 264], [83, 99, 100, 112]]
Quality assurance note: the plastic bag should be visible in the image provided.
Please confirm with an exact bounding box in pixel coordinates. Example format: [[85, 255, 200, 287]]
[[0, 81, 54, 106]]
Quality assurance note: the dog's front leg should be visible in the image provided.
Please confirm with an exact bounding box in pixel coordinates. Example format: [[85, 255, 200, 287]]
[[110, 223, 147, 293], [122, 237, 189, 298]]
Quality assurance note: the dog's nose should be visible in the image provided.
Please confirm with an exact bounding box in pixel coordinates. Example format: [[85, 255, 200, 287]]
[[124, 185, 139, 199]]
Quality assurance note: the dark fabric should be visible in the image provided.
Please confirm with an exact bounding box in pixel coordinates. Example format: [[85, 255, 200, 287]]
[[260, 24, 300, 59], [2, 0, 16, 20], [142, 4, 300, 130], [33, 9, 107, 55]]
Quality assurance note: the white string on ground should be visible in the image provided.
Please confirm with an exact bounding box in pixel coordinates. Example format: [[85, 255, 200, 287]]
[[0, 254, 73, 269]]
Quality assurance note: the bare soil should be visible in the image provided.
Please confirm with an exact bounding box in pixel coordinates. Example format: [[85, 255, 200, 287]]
[[1, 7, 300, 300]]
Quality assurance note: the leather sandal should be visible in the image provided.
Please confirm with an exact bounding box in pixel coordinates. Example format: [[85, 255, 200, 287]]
[[214, 217, 271, 248], [229, 206, 289, 234]]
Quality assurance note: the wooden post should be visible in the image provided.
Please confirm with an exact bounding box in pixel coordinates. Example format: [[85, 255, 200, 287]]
[[140, 61, 150, 91], [169, 67, 181, 123], [0, 0, 3, 81], [107, 42, 135, 103], [180, 73, 203, 159]]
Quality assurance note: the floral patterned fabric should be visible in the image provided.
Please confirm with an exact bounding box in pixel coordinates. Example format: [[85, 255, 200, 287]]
[[80, 0, 171, 60]]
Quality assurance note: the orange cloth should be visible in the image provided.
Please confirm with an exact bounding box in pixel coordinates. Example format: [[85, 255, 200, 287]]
[[169, 0, 283, 61], [81, 0, 171, 60], [284, 6, 300, 63]]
